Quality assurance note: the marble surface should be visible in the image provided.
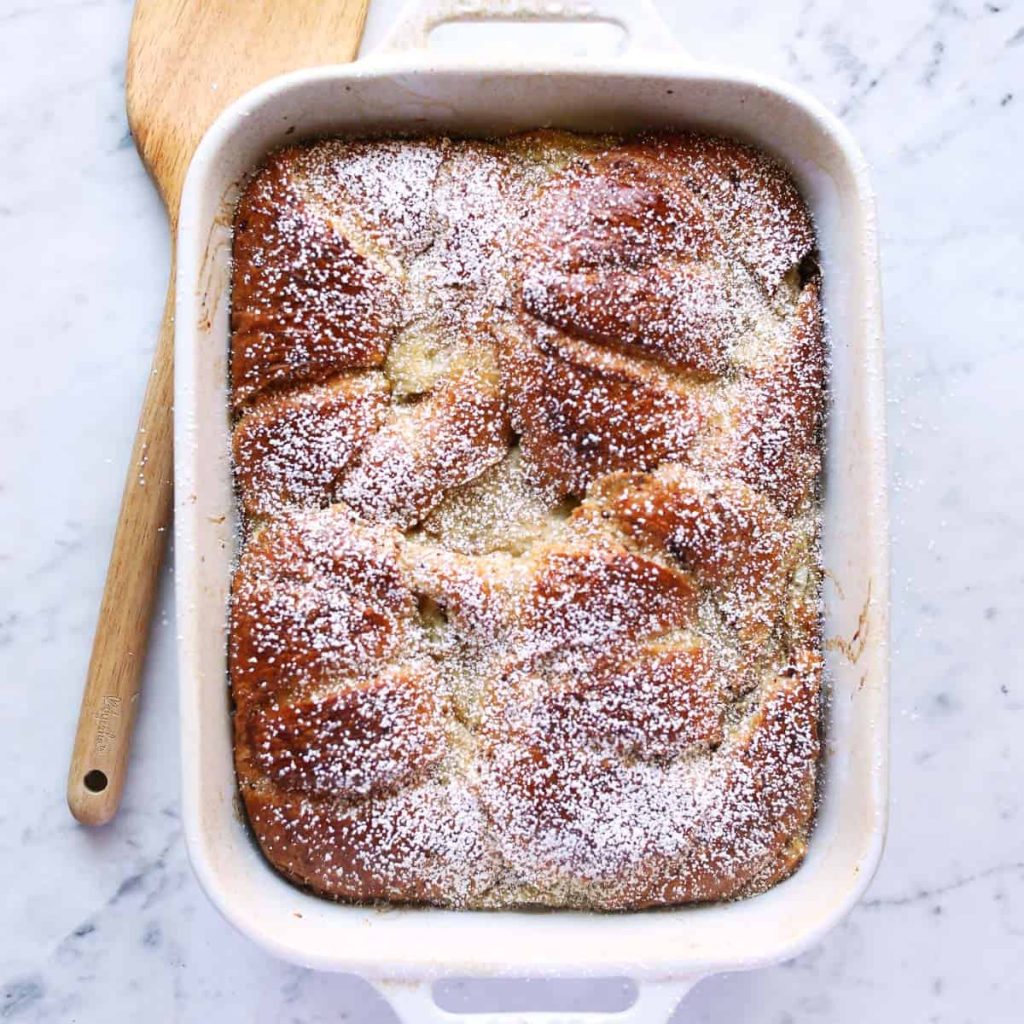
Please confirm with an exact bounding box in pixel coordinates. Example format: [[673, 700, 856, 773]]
[[2, 0, 1022, 1019]]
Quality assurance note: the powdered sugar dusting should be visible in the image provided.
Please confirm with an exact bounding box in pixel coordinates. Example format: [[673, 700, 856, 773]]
[[228, 131, 826, 909], [230, 157, 401, 408], [233, 373, 389, 518], [298, 139, 446, 261]]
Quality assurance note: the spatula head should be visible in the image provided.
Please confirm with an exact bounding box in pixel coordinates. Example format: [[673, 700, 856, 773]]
[[126, 0, 370, 219]]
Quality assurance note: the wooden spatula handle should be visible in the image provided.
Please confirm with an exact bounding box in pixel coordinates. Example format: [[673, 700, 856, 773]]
[[67, 273, 175, 825]]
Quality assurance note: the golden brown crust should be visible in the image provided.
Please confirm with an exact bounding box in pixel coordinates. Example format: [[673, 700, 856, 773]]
[[239, 664, 446, 799], [284, 139, 446, 261], [500, 326, 701, 496], [620, 133, 816, 294], [509, 639, 727, 760], [240, 780, 498, 904], [229, 131, 826, 910], [520, 542, 697, 653], [696, 281, 826, 515], [519, 148, 736, 376], [585, 465, 799, 645], [229, 508, 413, 709], [231, 151, 401, 409], [340, 347, 511, 528], [473, 649, 820, 908], [232, 373, 390, 519]]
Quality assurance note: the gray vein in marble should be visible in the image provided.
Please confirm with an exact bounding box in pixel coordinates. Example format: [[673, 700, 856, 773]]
[[862, 862, 1024, 909], [836, 1, 965, 117], [54, 828, 183, 950], [1, 977, 45, 1020]]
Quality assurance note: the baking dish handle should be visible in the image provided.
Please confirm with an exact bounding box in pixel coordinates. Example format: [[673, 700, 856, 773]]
[[379, 977, 699, 1023], [373, 0, 688, 61]]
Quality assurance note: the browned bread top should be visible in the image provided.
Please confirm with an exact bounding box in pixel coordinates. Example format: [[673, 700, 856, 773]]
[[229, 130, 825, 909]]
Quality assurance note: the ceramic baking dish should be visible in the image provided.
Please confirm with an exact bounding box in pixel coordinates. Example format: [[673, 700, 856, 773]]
[[174, 0, 888, 1018]]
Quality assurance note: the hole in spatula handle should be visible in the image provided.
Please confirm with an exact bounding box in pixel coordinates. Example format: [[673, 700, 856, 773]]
[[83, 769, 109, 793]]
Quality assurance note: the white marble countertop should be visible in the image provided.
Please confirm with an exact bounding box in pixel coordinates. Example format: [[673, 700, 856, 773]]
[[2, 0, 1022, 1019]]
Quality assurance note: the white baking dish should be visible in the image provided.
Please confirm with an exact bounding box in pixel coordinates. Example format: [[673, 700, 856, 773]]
[[174, 1, 888, 1018]]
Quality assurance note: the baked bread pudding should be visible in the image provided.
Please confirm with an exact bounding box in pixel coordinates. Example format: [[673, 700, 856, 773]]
[[228, 130, 825, 909]]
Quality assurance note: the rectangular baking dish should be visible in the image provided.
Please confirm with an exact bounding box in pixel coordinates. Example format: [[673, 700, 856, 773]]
[[174, 1, 888, 1018]]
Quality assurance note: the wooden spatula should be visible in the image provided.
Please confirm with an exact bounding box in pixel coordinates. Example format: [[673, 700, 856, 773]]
[[68, 0, 371, 825]]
